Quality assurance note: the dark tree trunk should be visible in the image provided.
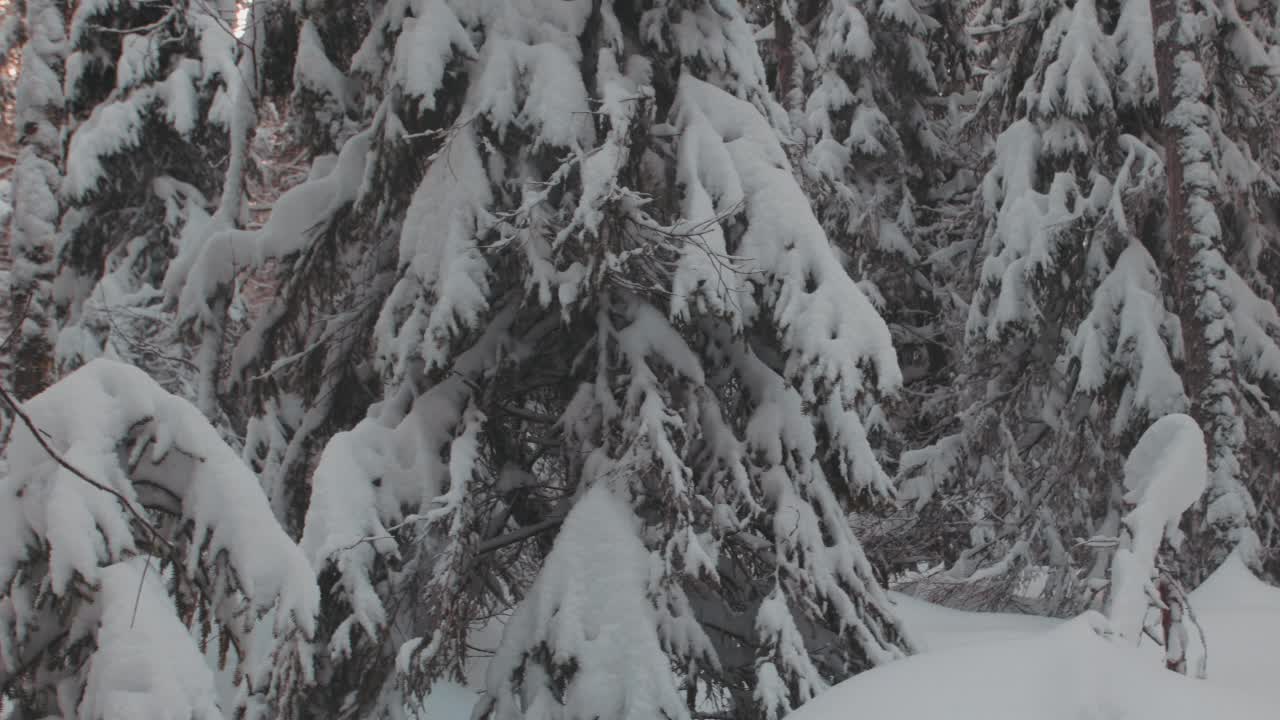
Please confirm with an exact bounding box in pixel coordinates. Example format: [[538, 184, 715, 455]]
[[1150, 0, 1253, 583]]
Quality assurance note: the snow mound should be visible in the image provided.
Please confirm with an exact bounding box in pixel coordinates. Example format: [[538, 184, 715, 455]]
[[79, 560, 222, 720], [789, 612, 1272, 720], [887, 591, 1056, 651], [1184, 554, 1280, 702]]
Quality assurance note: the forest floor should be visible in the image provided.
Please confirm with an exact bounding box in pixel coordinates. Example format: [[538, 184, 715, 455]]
[[789, 555, 1279, 720], [414, 555, 1280, 719]]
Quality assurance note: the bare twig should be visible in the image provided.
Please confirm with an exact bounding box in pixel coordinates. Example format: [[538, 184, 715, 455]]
[[130, 554, 152, 630], [338, 512, 566, 557], [475, 515, 565, 556]]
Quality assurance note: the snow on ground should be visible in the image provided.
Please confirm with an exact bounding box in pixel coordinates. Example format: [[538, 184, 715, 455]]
[[418, 681, 482, 719], [1179, 553, 1280, 702], [409, 562, 1280, 720], [813, 556, 1280, 720], [789, 610, 1272, 720], [888, 553, 1280, 703], [887, 591, 1057, 651]]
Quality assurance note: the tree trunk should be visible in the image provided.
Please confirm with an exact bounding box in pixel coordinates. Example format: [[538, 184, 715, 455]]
[[8, 0, 68, 401], [1151, 2, 1209, 397], [773, 1, 798, 115], [1150, 0, 1255, 582]]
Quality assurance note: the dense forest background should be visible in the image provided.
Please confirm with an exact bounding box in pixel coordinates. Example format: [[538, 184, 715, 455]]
[[2, 1, 1280, 718]]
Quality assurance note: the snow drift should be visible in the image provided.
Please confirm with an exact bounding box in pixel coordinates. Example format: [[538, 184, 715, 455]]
[[788, 610, 1272, 720]]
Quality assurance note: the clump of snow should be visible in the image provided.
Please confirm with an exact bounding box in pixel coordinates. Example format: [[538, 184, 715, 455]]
[[294, 20, 354, 112], [1107, 414, 1206, 643], [390, 0, 476, 114], [78, 559, 223, 720], [477, 483, 688, 720], [673, 74, 901, 486], [1033, 0, 1115, 118], [62, 92, 150, 199], [0, 360, 318, 623], [1070, 241, 1187, 436]]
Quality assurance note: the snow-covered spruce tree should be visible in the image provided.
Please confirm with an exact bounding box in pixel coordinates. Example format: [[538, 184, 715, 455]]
[[1149, 0, 1280, 584], [897, 0, 1196, 610], [285, 0, 371, 153], [1208, 0, 1280, 587], [176, 0, 476, 710], [7, 0, 66, 401], [764, 0, 973, 352], [177, 1, 913, 717], [176, 0, 467, 542], [762, 0, 977, 572], [902, 0, 1280, 601], [0, 359, 318, 718], [52, 0, 254, 410], [793, 0, 964, 277]]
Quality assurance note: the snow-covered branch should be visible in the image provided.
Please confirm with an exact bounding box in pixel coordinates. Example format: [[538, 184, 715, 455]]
[[0, 360, 319, 715]]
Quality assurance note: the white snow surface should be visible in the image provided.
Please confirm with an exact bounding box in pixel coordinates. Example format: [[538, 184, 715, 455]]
[[888, 573, 1280, 703], [1178, 553, 1280, 701], [794, 566, 1280, 720], [412, 565, 1280, 719], [886, 591, 1057, 651], [79, 559, 222, 720], [789, 608, 1271, 720]]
